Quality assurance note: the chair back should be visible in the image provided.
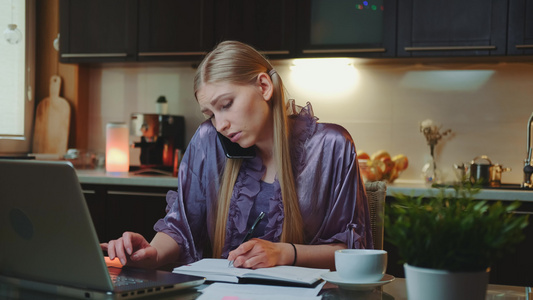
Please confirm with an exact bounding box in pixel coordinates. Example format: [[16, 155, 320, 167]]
[[364, 181, 387, 250]]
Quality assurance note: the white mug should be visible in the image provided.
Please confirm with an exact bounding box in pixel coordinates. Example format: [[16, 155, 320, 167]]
[[335, 249, 387, 282]]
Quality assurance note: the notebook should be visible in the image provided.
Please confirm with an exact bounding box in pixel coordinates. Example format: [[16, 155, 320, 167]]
[[174, 259, 329, 287], [0, 159, 205, 299]]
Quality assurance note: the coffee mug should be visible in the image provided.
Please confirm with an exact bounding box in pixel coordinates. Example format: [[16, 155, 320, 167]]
[[335, 249, 387, 282]]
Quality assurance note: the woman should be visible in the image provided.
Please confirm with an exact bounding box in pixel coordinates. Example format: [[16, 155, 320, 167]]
[[102, 41, 372, 270]]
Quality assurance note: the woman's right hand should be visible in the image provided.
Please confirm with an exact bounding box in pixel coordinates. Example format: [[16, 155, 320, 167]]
[[100, 232, 158, 269]]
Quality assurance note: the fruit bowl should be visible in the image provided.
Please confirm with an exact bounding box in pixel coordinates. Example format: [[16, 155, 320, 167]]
[[358, 151, 408, 184], [359, 159, 400, 183]]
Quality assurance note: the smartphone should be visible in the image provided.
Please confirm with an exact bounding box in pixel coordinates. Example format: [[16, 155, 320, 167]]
[[217, 132, 255, 159]]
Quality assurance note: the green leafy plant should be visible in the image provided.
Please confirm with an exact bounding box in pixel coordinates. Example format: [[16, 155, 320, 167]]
[[384, 184, 529, 272]]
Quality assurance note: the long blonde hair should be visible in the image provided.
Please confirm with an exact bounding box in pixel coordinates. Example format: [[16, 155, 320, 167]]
[[194, 41, 305, 258]]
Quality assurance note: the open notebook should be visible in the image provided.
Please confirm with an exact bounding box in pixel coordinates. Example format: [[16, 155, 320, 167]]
[[174, 259, 329, 287], [0, 160, 205, 299]]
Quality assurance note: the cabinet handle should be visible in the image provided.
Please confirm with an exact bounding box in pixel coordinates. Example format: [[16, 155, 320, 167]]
[[107, 190, 168, 197], [516, 45, 533, 49], [302, 48, 386, 54], [404, 45, 496, 51], [61, 53, 128, 58], [510, 211, 533, 215], [139, 51, 291, 56], [82, 190, 96, 194], [138, 52, 207, 56], [259, 50, 290, 55]]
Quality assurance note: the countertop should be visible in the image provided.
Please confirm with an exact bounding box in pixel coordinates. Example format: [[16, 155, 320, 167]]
[[387, 180, 533, 202], [76, 169, 178, 188], [76, 170, 533, 202]]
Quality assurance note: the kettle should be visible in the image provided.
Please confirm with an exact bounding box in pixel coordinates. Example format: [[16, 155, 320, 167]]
[[469, 155, 511, 187]]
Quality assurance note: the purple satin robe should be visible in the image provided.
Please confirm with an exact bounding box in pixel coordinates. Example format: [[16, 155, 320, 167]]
[[154, 102, 373, 264]]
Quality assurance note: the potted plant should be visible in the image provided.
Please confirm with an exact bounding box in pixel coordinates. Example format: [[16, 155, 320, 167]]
[[384, 185, 529, 300]]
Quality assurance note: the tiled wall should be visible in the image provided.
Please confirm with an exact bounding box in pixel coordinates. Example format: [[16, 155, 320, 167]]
[[87, 59, 533, 184]]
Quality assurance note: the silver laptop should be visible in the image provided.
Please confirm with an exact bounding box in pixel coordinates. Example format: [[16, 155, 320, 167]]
[[0, 159, 205, 299]]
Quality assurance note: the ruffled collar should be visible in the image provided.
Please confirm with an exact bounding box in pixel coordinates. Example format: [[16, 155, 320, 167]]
[[288, 100, 318, 176]]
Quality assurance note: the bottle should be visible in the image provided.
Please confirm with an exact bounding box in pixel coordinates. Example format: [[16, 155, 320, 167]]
[[156, 95, 168, 115]]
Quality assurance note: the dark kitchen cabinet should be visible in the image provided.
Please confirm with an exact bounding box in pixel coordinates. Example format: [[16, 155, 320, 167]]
[[82, 185, 108, 241], [81, 184, 171, 244], [106, 186, 169, 242], [488, 201, 533, 286], [507, 0, 533, 55], [397, 0, 508, 57], [137, 0, 215, 61], [297, 0, 397, 58], [59, 0, 138, 63], [213, 0, 297, 59], [60, 0, 533, 63], [59, 0, 215, 63]]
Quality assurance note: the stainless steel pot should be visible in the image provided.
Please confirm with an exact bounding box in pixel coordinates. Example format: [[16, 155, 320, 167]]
[[469, 155, 511, 187], [470, 155, 492, 186]]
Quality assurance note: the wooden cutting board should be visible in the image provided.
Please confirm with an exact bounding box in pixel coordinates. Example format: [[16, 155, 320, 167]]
[[32, 75, 71, 154]]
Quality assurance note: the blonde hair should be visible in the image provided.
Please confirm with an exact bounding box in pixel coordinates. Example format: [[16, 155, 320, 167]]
[[194, 41, 304, 258]]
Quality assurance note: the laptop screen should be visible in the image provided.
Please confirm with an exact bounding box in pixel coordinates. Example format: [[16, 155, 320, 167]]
[[0, 160, 204, 298]]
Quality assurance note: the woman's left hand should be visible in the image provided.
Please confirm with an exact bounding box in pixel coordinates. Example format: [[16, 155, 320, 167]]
[[227, 239, 292, 269]]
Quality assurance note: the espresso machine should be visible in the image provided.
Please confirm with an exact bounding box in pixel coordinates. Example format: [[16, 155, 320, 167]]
[[130, 113, 185, 173]]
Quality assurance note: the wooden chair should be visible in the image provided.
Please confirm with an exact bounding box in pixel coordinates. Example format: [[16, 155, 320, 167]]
[[365, 181, 387, 250]]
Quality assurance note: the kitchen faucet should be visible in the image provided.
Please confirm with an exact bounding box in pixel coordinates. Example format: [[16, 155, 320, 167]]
[[523, 112, 533, 188]]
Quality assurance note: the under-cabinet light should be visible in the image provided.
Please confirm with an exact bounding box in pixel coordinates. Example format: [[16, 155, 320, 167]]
[[289, 58, 360, 97]]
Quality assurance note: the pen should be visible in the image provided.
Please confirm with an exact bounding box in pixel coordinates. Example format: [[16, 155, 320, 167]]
[[228, 211, 266, 267], [240, 211, 266, 244]]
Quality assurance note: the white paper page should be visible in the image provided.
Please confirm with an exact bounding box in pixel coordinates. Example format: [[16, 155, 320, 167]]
[[176, 259, 251, 276], [197, 282, 325, 300], [249, 266, 329, 284], [174, 259, 329, 285]]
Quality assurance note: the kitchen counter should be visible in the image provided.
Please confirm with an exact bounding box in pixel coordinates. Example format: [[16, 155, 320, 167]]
[[75, 170, 533, 202], [76, 169, 178, 188], [388, 180, 533, 202]]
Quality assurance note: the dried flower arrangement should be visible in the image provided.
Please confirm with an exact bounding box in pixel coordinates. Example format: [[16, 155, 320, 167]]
[[419, 119, 452, 183], [420, 119, 452, 157]]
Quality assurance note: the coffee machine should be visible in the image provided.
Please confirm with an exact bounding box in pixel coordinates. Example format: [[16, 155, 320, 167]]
[[130, 113, 185, 173]]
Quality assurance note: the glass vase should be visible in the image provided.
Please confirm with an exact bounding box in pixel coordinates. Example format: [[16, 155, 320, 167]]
[[422, 156, 439, 185]]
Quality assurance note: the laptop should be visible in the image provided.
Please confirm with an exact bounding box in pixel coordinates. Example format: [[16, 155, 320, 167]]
[[0, 159, 205, 299]]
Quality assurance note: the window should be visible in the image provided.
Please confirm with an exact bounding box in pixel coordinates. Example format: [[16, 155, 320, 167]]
[[0, 0, 35, 154]]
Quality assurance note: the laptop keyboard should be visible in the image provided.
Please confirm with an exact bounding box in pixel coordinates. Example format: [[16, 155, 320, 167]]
[[108, 267, 161, 288], [109, 273, 148, 287]]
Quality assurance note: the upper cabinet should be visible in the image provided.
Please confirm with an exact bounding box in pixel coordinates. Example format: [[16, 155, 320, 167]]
[[60, 0, 533, 63], [137, 0, 214, 62], [297, 0, 397, 58], [60, 0, 393, 63], [59, 0, 138, 63], [213, 0, 296, 58], [59, 0, 215, 63], [397, 0, 507, 57], [507, 0, 533, 55]]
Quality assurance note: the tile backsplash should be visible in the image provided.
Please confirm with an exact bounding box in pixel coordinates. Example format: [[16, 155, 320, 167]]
[[87, 59, 533, 184]]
